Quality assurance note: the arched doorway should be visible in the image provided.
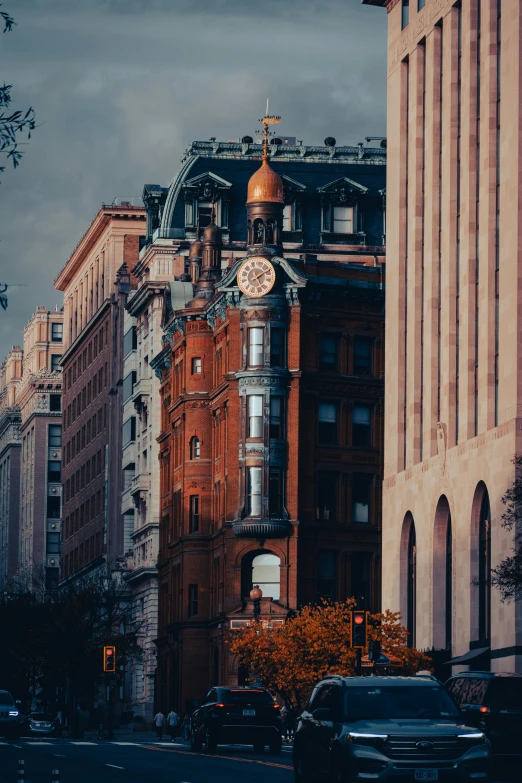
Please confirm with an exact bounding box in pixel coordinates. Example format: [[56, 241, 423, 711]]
[[470, 483, 492, 670], [400, 513, 416, 647], [241, 550, 281, 601], [433, 495, 453, 651]]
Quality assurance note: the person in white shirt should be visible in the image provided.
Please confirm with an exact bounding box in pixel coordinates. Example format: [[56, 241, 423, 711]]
[[153, 711, 165, 740], [167, 709, 179, 741]]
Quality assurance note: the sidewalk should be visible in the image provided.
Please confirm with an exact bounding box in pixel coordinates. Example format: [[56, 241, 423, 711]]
[[82, 728, 189, 743]]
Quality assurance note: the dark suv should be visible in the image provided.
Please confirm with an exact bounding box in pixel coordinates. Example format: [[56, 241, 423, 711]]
[[190, 686, 282, 754], [0, 690, 21, 740], [293, 676, 491, 783], [445, 672, 522, 765]]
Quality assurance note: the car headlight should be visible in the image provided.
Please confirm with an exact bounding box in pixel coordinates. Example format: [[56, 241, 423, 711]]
[[346, 732, 388, 748], [9, 711, 19, 717], [458, 732, 486, 744]]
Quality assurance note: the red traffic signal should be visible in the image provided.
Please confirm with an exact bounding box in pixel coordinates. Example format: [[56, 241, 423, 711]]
[[351, 611, 368, 649], [103, 646, 116, 672]]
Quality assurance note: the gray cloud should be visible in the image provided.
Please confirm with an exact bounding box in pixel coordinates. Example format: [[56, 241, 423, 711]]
[[0, 0, 386, 358]]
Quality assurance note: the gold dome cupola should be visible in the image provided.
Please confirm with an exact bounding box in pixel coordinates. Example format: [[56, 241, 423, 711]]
[[246, 108, 284, 255]]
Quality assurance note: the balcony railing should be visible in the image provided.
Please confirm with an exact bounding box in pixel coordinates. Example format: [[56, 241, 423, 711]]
[[131, 473, 149, 496], [233, 517, 290, 538]]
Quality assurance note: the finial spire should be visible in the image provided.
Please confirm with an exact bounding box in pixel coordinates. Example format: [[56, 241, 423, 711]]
[[256, 103, 281, 162]]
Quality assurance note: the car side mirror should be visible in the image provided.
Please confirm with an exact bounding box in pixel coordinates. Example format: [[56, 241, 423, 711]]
[[312, 707, 332, 722]]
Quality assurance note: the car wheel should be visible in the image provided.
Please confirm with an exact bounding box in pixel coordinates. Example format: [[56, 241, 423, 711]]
[[269, 738, 282, 755], [205, 728, 217, 753], [190, 730, 202, 752]]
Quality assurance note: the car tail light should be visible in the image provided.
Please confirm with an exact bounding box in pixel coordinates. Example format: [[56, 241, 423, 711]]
[[479, 706, 490, 714]]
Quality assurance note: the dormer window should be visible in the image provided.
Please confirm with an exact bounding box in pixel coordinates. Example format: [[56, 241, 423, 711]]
[[318, 177, 367, 244], [197, 201, 213, 228], [281, 175, 305, 239], [182, 172, 232, 238], [283, 204, 292, 232], [333, 206, 354, 233]]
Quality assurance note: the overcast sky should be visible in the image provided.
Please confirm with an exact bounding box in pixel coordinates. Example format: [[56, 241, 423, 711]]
[[0, 0, 386, 359]]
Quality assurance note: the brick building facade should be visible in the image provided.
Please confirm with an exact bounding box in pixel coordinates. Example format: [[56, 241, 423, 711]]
[[55, 203, 146, 582], [152, 123, 385, 713]]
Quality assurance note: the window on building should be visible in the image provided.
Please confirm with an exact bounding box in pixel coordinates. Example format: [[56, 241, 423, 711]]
[[48, 424, 62, 447], [47, 495, 61, 519], [269, 468, 283, 518], [247, 466, 262, 517], [189, 495, 199, 533], [50, 354, 61, 372], [352, 406, 371, 447], [269, 396, 284, 439], [332, 205, 354, 233], [402, 0, 409, 29], [318, 402, 338, 445], [478, 491, 491, 642], [49, 394, 61, 412], [352, 473, 372, 524], [197, 201, 213, 228], [122, 417, 136, 446], [123, 326, 137, 356], [191, 357, 202, 375], [319, 335, 339, 371], [248, 395, 263, 438], [51, 323, 63, 342], [248, 328, 264, 367], [190, 436, 200, 459], [47, 460, 61, 484], [317, 551, 337, 602], [418, 0, 426, 9], [317, 471, 338, 522], [283, 204, 292, 231], [252, 553, 280, 600], [353, 337, 373, 375], [351, 552, 372, 610], [46, 532, 61, 554], [270, 328, 285, 367], [188, 584, 199, 616], [123, 371, 136, 402]]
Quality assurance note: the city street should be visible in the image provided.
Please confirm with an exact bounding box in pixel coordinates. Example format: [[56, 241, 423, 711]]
[[0, 736, 293, 783]]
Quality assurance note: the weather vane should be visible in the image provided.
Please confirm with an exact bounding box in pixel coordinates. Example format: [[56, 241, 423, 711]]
[[0, 281, 27, 312], [255, 98, 281, 159]]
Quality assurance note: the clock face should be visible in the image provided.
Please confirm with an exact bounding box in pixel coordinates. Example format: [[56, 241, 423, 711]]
[[237, 257, 276, 297]]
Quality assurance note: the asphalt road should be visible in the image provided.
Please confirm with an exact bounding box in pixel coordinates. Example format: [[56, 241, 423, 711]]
[[0, 736, 293, 783]]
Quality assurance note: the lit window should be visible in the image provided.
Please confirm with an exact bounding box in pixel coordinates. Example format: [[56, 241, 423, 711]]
[[352, 474, 372, 523], [269, 396, 284, 439], [189, 495, 199, 532], [190, 436, 200, 459], [333, 205, 354, 233], [248, 328, 264, 367], [51, 323, 63, 342], [252, 553, 280, 600], [402, 0, 410, 29], [247, 467, 262, 517], [319, 335, 338, 371], [192, 357, 202, 374], [352, 406, 371, 447], [248, 395, 263, 438], [318, 403, 338, 445], [283, 204, 292, 232]]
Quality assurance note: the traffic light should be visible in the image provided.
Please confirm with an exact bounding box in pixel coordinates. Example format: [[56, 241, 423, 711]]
[[103, 646, 116, 672], [351, 610, 368, 649], [368, 639, 381, 662]]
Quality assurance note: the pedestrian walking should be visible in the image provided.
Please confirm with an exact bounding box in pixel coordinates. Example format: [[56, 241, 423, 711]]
[[183, 713, 191, 741], [153, 710, 166, 740], [166, 709, 179, 741]]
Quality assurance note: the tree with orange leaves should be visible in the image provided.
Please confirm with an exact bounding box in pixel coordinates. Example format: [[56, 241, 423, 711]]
[[228, 600, 432, 711]]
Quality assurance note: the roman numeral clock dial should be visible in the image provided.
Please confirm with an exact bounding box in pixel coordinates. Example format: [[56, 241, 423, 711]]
[[237, 257, 276, 297]]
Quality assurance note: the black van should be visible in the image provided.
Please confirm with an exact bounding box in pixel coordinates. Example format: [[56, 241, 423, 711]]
[[445, 672, 522, 763]]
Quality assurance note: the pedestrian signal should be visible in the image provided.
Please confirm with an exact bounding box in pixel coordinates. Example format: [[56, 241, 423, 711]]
[[104, 646, 116, 672], [351, 611, 368, 649]]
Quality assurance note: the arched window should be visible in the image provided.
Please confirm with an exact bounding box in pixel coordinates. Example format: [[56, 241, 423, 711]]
[[190, 436, 200, 459], [241, 550, 281, 601], [400, 513, 416, 647], [478, 491, 491, 642], [433, 496, 452, 650]]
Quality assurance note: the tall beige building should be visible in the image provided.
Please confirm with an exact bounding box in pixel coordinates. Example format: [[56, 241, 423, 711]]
[[364, 0, 520, 671]]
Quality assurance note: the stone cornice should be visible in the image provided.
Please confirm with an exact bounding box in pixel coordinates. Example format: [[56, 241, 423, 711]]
[[126, 281, 169, 317]]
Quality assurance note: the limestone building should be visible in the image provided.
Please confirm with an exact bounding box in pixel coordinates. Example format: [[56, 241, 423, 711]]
[[0, 347, 23, 586], [364, 0, 521, 671]]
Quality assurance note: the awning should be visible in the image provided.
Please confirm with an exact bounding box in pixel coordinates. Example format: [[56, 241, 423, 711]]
[[447, 647, 490, 665]]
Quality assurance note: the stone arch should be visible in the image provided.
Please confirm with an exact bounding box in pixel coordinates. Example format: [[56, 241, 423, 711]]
[[240, 547, 281, 601], [432, 495, 453, 651], [470, 482, 492, 648], [400, 512, 416, 647], [234, 540, 287, 567]]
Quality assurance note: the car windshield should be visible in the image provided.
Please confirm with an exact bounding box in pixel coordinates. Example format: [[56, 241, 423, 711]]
[[344, 686, 461, 721], [222, 690, 274, 704], [487, 679, 522, 711], [31, 714, 54, 721], [0, 691, 14, 706]]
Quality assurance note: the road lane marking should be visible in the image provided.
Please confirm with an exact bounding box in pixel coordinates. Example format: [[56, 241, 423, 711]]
[[105, 764, 125, 770], [27, 742, 52, 745], [54, 754, 66, 758], [139, 744, 292, 770], [110, 742, 137, 745], [71, 741, 97, 745]]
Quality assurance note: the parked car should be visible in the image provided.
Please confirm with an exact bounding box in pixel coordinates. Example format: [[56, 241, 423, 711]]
[[25, 712, 62, 737], [445, 672, 522, 765], [0, 690, 22, 740], [293, 675, 492, 783], [190, 686, 282, 754]]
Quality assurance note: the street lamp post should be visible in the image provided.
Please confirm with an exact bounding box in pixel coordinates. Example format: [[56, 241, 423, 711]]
[[250, 585, 263, 621]]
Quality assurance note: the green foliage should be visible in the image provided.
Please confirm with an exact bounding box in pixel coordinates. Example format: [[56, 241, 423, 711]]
[[491, 455, 522, 602]]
